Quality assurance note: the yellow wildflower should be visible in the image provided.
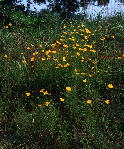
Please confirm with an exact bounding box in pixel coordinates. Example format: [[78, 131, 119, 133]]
[[40, 89, 45, 92], [87, 100, 92, 104], [111, 36, 115, 38], [105, 100, 110, 104], [27, 47, 31, 50], [84, 36, 88, 39], [83, 48, 87, 51], [31, 57, 35, 62], [51, 50, 56, 53], [63, 57, 66, 61], [89, 74, 94, 77], [5, 26, 8, 29], [63, 44, 68, 48], [63, 25, 67, 28], [57, 63, 62, 67], [45, 50, 51, 55], [73, 46, 77, 49], [56, 41, 61, 44], [41, 58, 45, 61], [90, 50, 96, 52], [22, 60, 27, 64], [60, 39, 64, 41], [51, 43, 57, 47], [60, 98, 64, 102], [107, 84, 114, 88], [85, 44, 93, 48], [37, 104, 42, 107], [80, 72, 86, 75], [44, 102, 50, 106], [72, 38, 75, 41], [76, 52, 80, 56], [39, 45, 42, 48], [26, 92, 30, 96], [31, 44, 35, 47], [4, 54, 8, 58], [66, 87, 72, 92], [8, 23, 12, 26], [33, 51, 38, 56], [74, 69, 78, 72], [43, 91, 49, 95], [63, 32, 67, 34], [100, 37, 105, 40], [76, 43, 80, 47], [85, 28, 91, 33], [61, 35, 65, 38], [82, 79, 87, 82], [64, 63, 70, 67]]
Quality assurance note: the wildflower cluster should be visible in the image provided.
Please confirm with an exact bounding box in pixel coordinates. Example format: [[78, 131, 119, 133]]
[[2, 22, 121, 111]]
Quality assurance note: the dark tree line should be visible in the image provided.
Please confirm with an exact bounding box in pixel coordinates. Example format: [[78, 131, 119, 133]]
[[1, 0, 123, 24]]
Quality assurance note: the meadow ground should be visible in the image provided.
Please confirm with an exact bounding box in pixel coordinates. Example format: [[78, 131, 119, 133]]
[[0, 12, 124, 149]]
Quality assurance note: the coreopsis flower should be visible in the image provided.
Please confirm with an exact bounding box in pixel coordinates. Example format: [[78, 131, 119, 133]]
[[66, 87, 72, 92], [27, 47, 31, 50], [82, 79, 87, 82], [45, 50, 51, 55], [76, 52, 80, 56], [60, 98, 64, 102], [39, 44, 42, 48], [76, 43, 80, 47], [90, 50, 96, 52], [41, 58, 45, 61], [62, 57, 66, 61], [8, 23, 12, 26], [26, 92, 30, 96], [63, 63, 70, 67], [56, 41, 61, 44], [31, 57, 35, 62], [33, 51, 38, 56], [63, 44, 68, 48], [89, 74, 94, 77], [37, 104, 42, 107], [63, 32, 67, 34], [100, 37, 105, 40], [85, 28, 91, 33], [105, 100, 110, 104], [5, 26, 9, 29], [44, 102, 50, 106], [4, 54, 8, 58], [74, 69, 78, 72], [111, 36, 115, 38], [22, 60, 27, 64], [43, 91, 49, 95], [40, 89, 45, 92], [87, 100, 92, 104], [107, 84, 114, 88]]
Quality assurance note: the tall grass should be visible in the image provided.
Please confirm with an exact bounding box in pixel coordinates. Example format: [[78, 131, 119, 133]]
[[0, 11, 124, 148]]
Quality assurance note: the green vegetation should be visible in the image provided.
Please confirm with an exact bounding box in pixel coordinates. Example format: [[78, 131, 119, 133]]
[[0, 11, 124, 148]]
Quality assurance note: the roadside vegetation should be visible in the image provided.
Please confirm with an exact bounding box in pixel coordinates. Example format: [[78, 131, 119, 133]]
[[0, 11, 124, 148]]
